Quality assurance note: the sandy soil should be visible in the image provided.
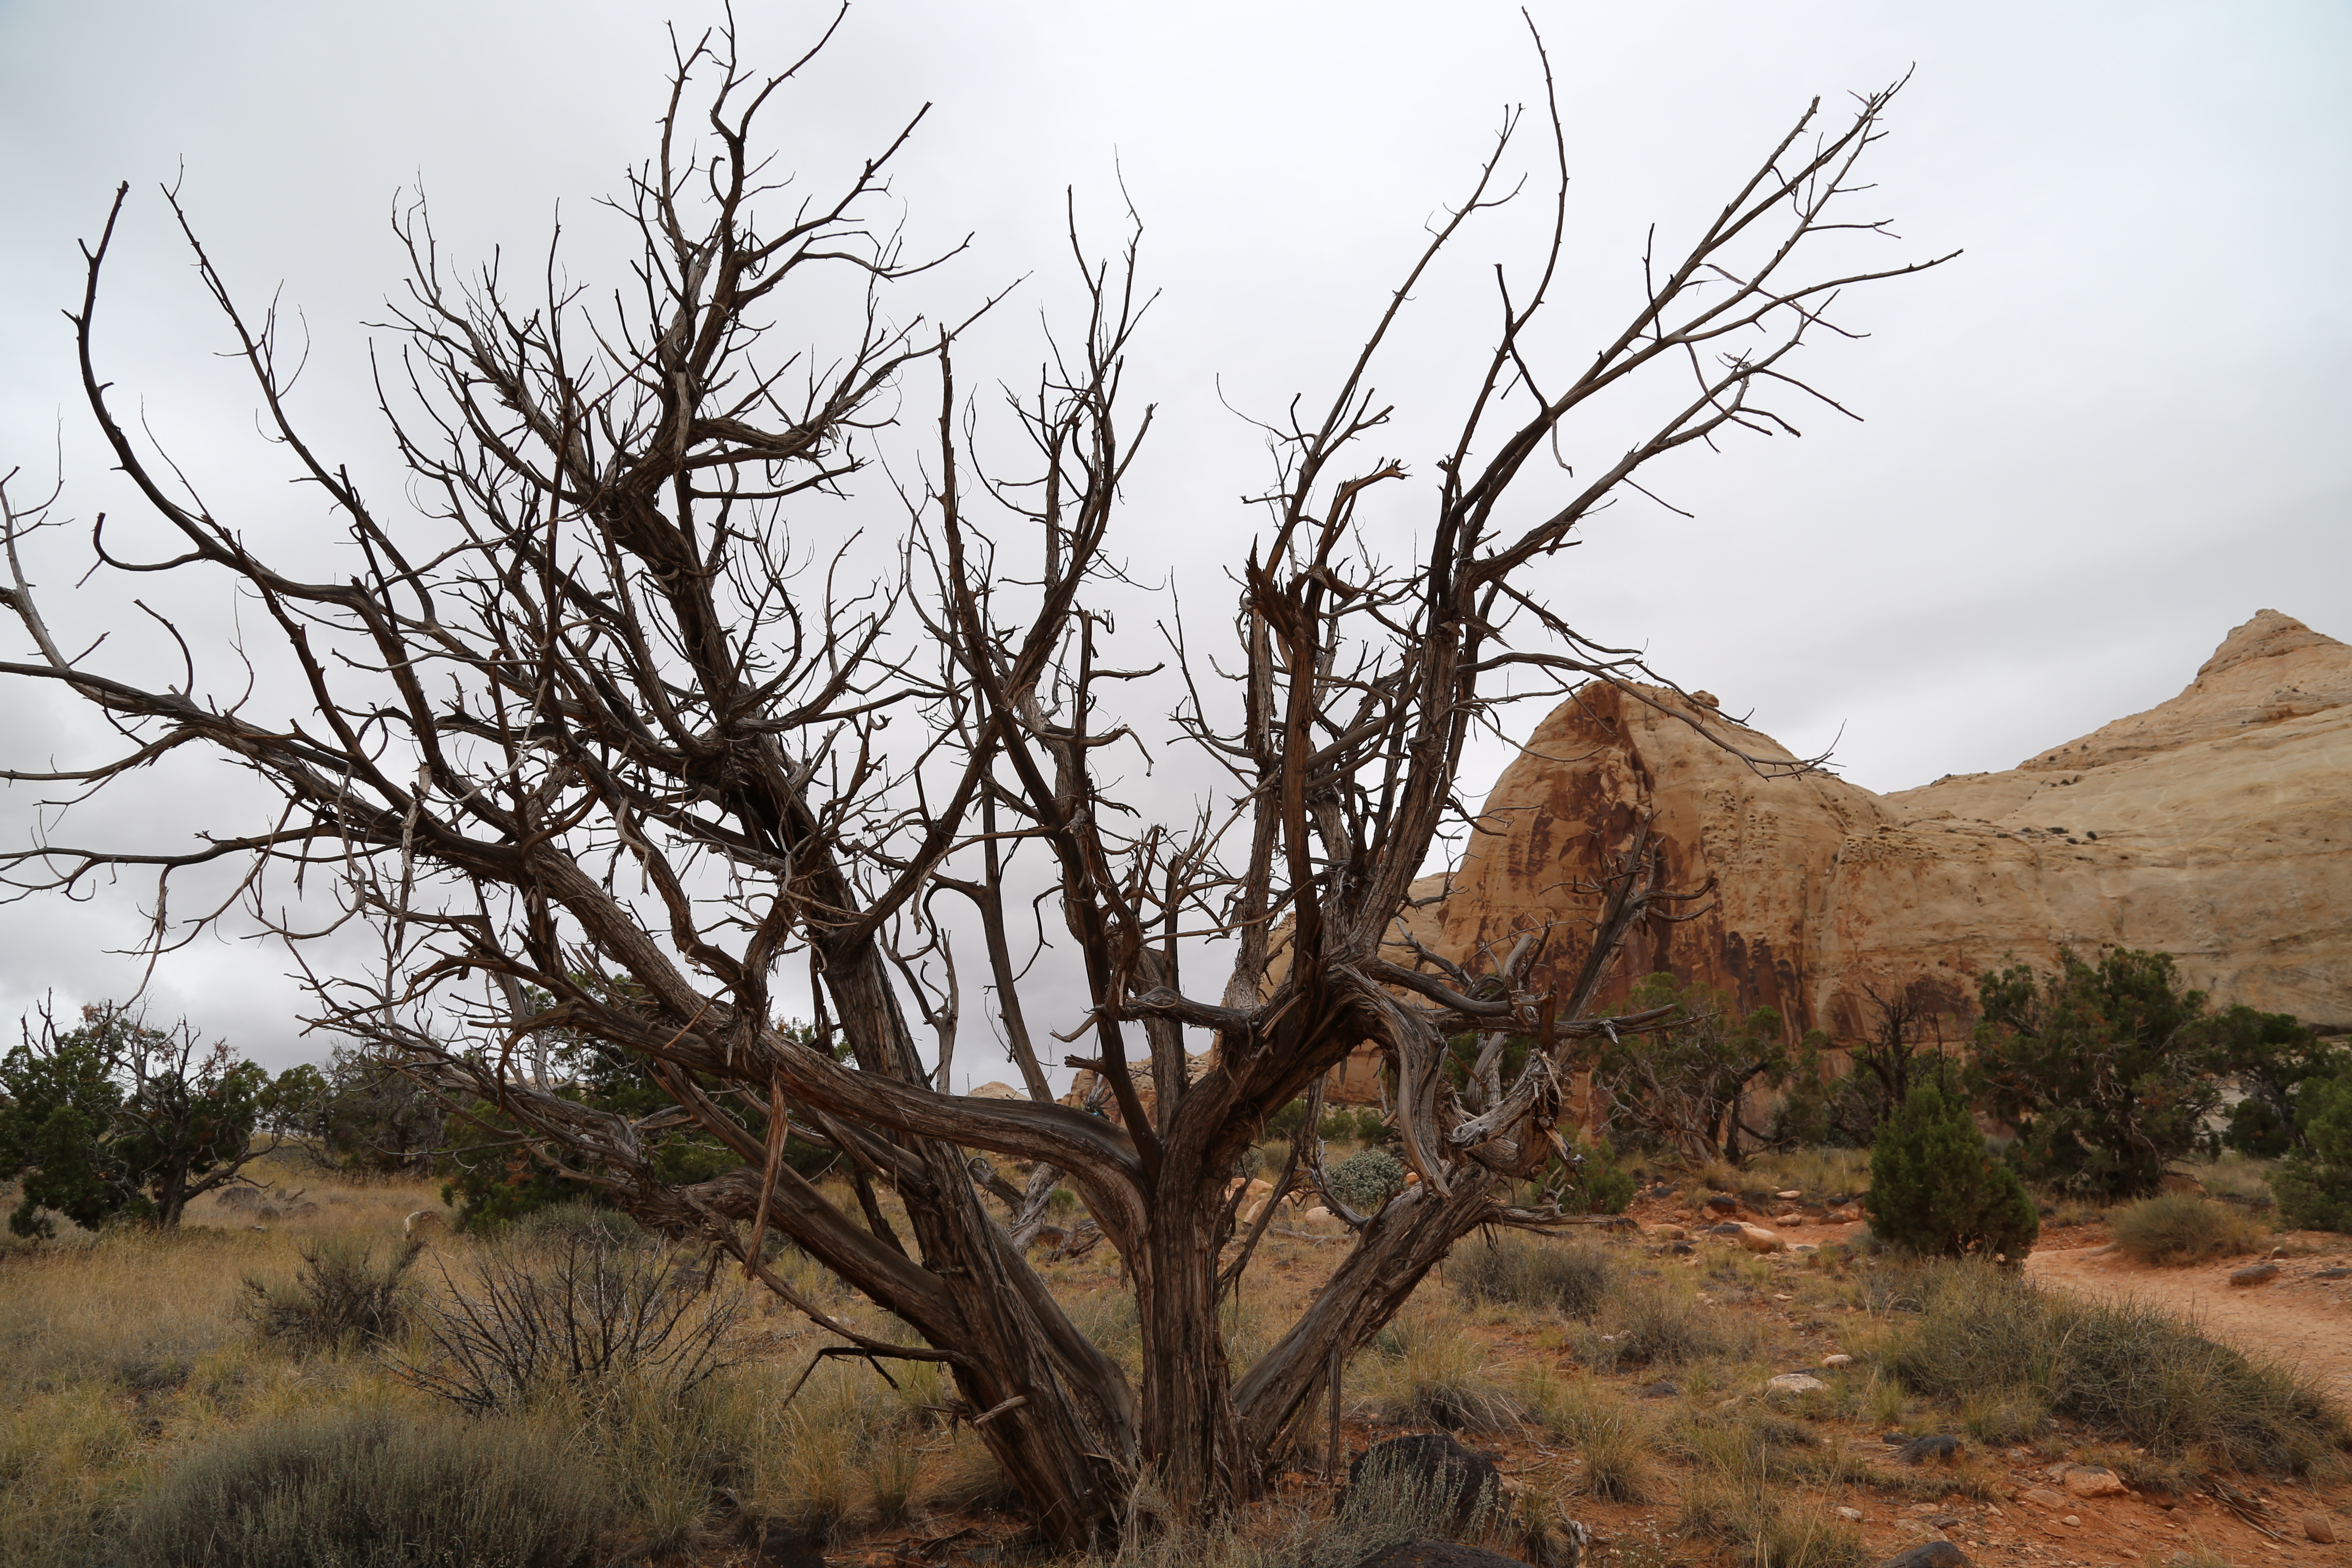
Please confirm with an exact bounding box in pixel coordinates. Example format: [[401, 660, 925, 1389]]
[[2027, 1234, 2352, 1406]]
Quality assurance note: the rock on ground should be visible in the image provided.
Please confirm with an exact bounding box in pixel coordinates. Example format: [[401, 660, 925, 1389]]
[[2062, 1466, 2128, 1498]]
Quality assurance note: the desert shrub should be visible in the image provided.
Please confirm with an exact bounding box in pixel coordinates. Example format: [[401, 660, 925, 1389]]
[[390, 1230, 750, 1413], [1889, 1259, 2344, 1471], [2110, 1192, 2269, 1265], [1329, 1436, 1506, 1562], [1969, 948, 2223, 1200], [1314, 1104, 1387, 1143], [1515, 1133, 1635, 1216], [1866, 1084, 2039, 1261], [241, 1236, 420, 1354], [1449, 1233, 1612, 1318], [1327, 1147, 1405, 1213], [1265, 1099, 1308, 1140], [511, 1199, 644, 1246], [107, 1406, 612, 1568], [2202, 1006, 2346, 1158], [1593, 974, 1791, 1163], [2272, 1068, 2352, 1232]]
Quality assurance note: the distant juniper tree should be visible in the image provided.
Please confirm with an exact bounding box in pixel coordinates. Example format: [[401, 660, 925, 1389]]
[[0, 1003, 299, 1234], [1968, 949, 2223, 1200]]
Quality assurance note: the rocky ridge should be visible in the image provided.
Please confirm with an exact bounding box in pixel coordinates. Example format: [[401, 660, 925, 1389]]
[[1415, 609, 2350, 1038]]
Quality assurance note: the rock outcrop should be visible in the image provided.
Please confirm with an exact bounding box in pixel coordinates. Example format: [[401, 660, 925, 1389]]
[[1419, 610, 2351, 1037]]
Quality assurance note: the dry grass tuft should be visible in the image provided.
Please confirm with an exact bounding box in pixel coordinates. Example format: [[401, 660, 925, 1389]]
[[1744, 1147, 1871, 1201], [1358, 1305, 1524, 1433], [2110, 1192, 2271, 1266], [1449, 1233, 1614, 1319], [1890, 1258, 2344, 1472], [1581, 1276, 1735, 1372], [1678, 1463, 1867, 1568], [108, 1404, 612, 1568]]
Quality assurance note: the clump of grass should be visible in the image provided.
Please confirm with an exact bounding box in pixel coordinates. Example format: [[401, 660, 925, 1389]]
[[1577, 1403, 1654, 1501], [2110, 1192, 2270, 1266], [1449, 1233, 1613, 1318], [1960, 1387, 2049, 1444], [925, 1428, 1021, 1515], [2034, 1188, 2106, 1229], [1679, 1456, 1865, 1568], [1745, 1146, 1871, 1201], [1583, 1280, 1725, 1370], [107, 1406, 613, 1568], [1077, 1459, 1503, 1568], [1359, 1307, 1522, 1432], [1519, 1366, 1652, 1499], [1889, 1259, 2345, 1471], [859, 1429, 925, 1528], [241, 1236, 420, 1354], [1068, 1288, 1143, 1380], [2191, 1153, 2276, 1209]]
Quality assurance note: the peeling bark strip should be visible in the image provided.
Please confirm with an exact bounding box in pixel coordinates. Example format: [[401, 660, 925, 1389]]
[[0, 12, 1944, 1544]]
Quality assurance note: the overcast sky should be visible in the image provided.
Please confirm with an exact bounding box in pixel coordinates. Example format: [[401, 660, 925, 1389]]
[[2, 1, 2346, 1071]]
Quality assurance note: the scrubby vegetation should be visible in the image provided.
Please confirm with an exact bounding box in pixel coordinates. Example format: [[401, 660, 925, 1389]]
[[1865, 1083, 2040, 1260], [2, 1136, 2344, 1568], [1969, 948, 2224, 1200], [108, 1406, 612, 1568], [2109, 1192, 2270, 1266], [1449, 1233, 1613, 1317], [2274, 1067, 2352, 1231], [1889, 1259, 2343, 1472], [3, 962, 2345, 1567]]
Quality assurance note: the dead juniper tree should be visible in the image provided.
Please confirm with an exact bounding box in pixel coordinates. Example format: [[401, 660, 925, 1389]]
[[0, 17, 1946, 1540]]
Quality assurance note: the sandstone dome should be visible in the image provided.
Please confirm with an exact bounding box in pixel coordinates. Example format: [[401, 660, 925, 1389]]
[[1418, 610, 2351, 1038]]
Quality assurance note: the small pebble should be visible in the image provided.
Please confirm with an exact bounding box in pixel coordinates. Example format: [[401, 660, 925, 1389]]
[[2228, 1262, 2281, 1287], [1823, 1353, 1855, 1369], [2061, 1516, 2081, 1528], [2306, 1513, 2337, 1545]]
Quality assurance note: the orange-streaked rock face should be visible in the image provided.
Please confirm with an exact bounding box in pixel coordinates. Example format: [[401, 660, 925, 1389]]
[[1420, 609, 2351, 1039]]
